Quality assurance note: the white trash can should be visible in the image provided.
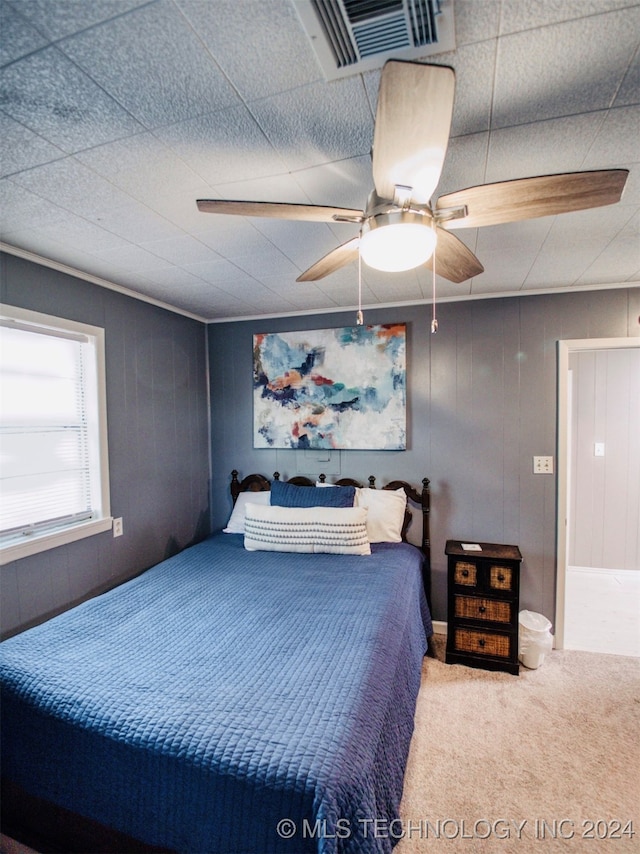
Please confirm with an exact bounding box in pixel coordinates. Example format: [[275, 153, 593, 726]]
[[518, 610, 553, 669]]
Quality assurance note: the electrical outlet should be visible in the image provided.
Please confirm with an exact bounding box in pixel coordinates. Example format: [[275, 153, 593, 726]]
[[113, 517, 123, 537], [594, 442, 605, 457], [533, 456, 554, 474]]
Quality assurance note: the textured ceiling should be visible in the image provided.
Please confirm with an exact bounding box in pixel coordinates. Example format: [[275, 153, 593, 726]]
[[1, 0, 639, 322]]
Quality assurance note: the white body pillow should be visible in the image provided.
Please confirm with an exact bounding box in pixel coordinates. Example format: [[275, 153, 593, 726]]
[[244, 504, 370, 555]]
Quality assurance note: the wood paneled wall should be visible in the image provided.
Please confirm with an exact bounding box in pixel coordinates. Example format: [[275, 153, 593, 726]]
[[569, 348, 640, 570], [208, 288, 640, 623], [0, 253, 210, 638], [2, 249, 637, 635]]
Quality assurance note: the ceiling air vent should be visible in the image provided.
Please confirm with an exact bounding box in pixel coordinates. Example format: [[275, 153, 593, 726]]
[[294, 0, 455, 80]]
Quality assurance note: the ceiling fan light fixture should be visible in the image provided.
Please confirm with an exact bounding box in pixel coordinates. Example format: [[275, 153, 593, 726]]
[[359, 211, 436, 272]]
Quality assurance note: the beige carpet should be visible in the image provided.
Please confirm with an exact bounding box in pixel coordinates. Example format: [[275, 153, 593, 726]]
[[396, 635, 639, 852]]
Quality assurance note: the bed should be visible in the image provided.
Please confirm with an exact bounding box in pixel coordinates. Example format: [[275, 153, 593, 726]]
[[1, 471, 432, 854]]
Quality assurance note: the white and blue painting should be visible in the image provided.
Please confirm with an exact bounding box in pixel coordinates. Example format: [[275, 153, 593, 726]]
[[253, 324, 406, 450]]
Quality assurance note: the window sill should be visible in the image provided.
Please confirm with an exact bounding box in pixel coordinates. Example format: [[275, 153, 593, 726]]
[[0, 517, 114, 565]]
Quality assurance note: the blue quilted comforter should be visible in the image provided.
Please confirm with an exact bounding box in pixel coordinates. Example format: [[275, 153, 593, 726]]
[[1, 534, 431, 853]]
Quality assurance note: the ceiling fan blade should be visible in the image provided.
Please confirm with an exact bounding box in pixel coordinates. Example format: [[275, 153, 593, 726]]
[[372, 60, 455, 205], [425, 228, 484, 283], [196, 199, 363, 223], [436, 169, 629, 230], [296, 237, 360, 282]]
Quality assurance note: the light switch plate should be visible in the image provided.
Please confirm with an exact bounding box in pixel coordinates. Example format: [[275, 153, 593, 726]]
[[533, 456, 554, 474]]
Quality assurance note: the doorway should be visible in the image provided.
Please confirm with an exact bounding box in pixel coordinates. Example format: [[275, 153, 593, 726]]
[[556, 338, 640, 655]]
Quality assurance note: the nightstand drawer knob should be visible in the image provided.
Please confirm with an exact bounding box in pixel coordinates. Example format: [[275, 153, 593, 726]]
[[490, 565, 513, 590], [478, 605, 486, 613], [478, 638, 486, 647], [454, 561, 478, 585]]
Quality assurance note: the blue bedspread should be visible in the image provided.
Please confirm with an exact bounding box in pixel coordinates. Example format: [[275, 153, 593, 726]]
[[1, 534, 431, 853]]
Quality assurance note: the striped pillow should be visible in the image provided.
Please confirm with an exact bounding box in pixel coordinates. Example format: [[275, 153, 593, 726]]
[[244, 504, 371, 555]]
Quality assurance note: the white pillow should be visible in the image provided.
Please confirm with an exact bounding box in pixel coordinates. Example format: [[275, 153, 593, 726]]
[[244, 504, 370, 555], [355, 487, 407, 543], [223, 490, 270, 533]]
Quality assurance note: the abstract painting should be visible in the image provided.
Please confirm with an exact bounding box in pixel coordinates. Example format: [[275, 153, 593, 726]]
[[253, 324, 406, 450]]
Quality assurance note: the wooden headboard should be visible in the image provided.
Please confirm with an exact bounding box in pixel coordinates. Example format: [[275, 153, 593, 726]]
[[229, 469, 431, 567]]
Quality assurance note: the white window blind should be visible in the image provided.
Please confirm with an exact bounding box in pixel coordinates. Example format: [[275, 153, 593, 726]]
[[0, 307, 111, 562]]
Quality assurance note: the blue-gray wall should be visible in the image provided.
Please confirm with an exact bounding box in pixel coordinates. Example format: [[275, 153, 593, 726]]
[[0, 252, 210, 638], [208, 288, 640, 623], [2, 250, 637, 634]]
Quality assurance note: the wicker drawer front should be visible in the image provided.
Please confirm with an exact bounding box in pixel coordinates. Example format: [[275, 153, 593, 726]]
[[455, 595, 511, 624], [454, 560, 477, 586], [454, 628, 512, 660], [489, 564, 514, 592]]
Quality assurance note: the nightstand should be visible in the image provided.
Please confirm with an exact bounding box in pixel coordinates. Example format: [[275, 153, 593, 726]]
[[445, 540, 522, 675]]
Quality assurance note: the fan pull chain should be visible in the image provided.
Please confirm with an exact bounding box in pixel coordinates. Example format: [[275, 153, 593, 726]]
[[431, 226, 438, 334], [356, 248, 364, 326]]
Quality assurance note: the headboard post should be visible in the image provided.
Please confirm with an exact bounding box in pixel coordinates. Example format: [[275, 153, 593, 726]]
[[230, 470, 240, 504], [230, 471, 271, 504], [421, 477, 431, 565]]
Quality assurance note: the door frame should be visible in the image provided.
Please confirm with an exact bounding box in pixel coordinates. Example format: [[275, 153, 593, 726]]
[[555, 337, 640, 649]]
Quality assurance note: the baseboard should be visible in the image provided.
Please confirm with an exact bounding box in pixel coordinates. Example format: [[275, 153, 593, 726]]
[[432, 620, 447, 635]]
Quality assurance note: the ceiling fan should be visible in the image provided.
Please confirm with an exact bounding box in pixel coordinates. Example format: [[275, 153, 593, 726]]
[[197, 60, 628, 285]]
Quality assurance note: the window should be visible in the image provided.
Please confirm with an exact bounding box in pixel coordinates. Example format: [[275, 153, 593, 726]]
[[0, 305, 112, 564]]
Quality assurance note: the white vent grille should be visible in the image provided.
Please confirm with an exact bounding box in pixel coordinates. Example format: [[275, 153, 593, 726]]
[[294, 0, 455, 80], [354, 12, 410, 57]]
